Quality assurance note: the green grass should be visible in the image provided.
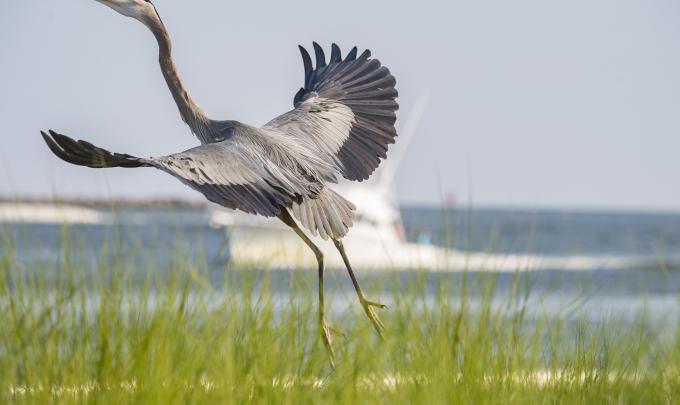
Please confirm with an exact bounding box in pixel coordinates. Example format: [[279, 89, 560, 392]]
[[1, 229, 679, 404]]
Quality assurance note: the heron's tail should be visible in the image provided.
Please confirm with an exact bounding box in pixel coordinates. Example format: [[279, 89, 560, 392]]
[[41, 130, 150, 168], [291, 188, 356, 240]]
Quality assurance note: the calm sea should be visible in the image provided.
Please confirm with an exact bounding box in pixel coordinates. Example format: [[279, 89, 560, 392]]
[[3, 206, 680, 329]]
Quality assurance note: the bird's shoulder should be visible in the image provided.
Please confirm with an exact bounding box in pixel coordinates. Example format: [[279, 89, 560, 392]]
[[210, 120, 292, 151]]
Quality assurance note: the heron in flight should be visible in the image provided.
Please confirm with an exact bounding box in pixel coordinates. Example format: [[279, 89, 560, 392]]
[[41, 0, 398, 362]]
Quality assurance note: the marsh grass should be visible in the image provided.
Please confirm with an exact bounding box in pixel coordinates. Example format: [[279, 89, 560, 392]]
[[0, 226, 679, 404]]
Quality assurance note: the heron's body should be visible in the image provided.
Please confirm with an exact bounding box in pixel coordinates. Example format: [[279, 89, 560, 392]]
[[42, 0, 398, 366]]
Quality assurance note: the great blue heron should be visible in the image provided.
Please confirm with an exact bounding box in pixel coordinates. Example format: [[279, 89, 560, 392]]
[[41, 0, 398, 364]]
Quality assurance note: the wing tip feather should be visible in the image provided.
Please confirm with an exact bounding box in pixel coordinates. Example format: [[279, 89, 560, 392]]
[[312, 41, 326, 68]]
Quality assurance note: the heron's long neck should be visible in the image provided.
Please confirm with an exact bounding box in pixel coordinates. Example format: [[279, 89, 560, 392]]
[[149, 19, 215, 143]]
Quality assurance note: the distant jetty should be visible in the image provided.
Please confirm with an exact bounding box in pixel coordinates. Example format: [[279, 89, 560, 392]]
[[0, 203, 102, 224], [0, 196, 207, 224]]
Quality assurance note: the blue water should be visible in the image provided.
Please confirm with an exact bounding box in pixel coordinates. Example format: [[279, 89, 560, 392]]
[[6, 206, 680, 262], [2, 206, 680, 329], [402, 207, 680, 259]]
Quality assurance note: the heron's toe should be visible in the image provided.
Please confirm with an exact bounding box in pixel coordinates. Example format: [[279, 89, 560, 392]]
[[360, 299, 386, 336]]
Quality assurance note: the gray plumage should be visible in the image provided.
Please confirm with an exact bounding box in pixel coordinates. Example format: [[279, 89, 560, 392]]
[[44, 1, 397, 363], [42, 1, 398, 241]]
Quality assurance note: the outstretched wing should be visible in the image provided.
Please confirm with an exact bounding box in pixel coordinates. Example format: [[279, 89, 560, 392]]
[[154, 139, 307, 217], [264, 43, 398, 181], [41, 130, 297, 217]]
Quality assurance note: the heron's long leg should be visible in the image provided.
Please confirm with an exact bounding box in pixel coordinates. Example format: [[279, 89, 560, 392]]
[[332, 239, 386, 336], [278, 209, 336, 367]]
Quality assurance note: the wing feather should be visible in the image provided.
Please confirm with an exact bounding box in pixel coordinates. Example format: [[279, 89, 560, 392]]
[[330, 43, 342, 63], [298, 45, 313, 86], [313, 42, 326, 68]]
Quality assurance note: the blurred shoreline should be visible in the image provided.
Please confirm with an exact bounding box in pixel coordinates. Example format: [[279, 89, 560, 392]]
[[2, 195, 679, 215], [0, 195, 208, 210]]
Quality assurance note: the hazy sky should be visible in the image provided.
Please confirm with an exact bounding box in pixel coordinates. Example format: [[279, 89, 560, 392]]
[[2, 0, 679, 210]]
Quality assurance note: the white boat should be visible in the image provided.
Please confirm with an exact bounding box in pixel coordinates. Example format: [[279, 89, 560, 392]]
[[209, 178, 448, 270], [209, 96, 445, 270]]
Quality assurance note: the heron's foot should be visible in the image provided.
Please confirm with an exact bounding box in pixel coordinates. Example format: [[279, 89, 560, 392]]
[[320, 322, 343, 368], [360, 298, 387, 336]]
